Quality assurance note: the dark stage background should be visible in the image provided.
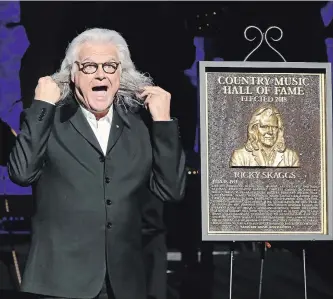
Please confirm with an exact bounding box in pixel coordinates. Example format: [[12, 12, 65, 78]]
[[1, 1, 333, 299]]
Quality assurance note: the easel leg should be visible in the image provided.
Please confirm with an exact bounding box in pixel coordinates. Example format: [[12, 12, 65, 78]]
[[229, 242, 235, 299], [258, 242, 266, 299], [303, 248, 307, 299]]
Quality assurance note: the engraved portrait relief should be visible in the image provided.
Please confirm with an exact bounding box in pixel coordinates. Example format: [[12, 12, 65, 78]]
[[230, 105, 300, 167]]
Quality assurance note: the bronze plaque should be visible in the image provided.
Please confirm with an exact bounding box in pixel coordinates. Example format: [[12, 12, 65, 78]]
[[199, 61, 333, 241]]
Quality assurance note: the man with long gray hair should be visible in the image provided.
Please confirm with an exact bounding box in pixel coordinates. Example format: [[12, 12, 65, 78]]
[[7, 28, 186, 299]]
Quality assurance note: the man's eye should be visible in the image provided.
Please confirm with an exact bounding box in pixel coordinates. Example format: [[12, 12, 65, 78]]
[[104, 63, 116, 69], [83, 64, 97, 71], [84, 64, 96, 68]]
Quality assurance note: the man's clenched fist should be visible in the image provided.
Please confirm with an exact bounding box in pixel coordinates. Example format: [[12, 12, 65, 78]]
[[35, 76, 61, 104]]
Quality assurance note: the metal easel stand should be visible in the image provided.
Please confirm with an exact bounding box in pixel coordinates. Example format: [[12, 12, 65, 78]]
[[303, 248, 308, 299], [228, 241, 235, 299], [257, 242, 270, 299], [227, 25, 308, 299]]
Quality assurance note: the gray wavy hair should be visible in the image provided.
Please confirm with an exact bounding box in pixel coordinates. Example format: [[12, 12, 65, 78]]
[[51, 28, 154, 109], [245, 104, 286, 152]]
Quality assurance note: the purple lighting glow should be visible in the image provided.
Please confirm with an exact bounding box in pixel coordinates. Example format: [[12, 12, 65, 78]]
[[184, 37, 223, 153], [321, 1, 333, 27], [0, 2, 31, 196]]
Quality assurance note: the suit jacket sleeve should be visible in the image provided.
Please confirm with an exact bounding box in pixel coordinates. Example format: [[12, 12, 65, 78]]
[[149, 119, 186, 202], [0, 118, 17, 166], [7, 100, 56, 186]]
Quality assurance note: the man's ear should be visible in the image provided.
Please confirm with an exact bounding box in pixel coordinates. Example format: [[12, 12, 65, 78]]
[[71, 65, 77, 82]]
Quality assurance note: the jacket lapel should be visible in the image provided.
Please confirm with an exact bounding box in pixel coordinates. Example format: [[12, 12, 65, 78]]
[[251, 148, 284, 167], [63, 96, 131, 155], [67, 99, 103, 155], [252, 150, 265, 166], [273, 151, 284, 167], [106, 104, 130, 154]]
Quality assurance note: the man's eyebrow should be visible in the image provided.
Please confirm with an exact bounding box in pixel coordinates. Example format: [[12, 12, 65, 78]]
[[81, 57, 93, 63], [106, 58, 119, 62], [80, 57, 119, 63]]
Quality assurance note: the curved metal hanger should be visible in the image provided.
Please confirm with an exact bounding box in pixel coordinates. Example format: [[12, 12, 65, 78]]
[[244, 25, 286, 62]]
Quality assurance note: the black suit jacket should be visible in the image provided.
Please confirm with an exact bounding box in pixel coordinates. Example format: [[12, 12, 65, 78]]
[[7, 96, 186, 299]]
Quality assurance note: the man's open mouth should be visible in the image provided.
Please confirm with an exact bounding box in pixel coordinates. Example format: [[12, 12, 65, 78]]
[[92, 86, 108, 98], [92, 86, 108, 92]]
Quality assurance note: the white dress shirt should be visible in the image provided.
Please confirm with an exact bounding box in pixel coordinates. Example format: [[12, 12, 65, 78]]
[[80, 106, 113, 155]]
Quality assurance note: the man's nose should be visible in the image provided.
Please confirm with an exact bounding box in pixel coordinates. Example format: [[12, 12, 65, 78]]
[[95, 65, 106, 79]]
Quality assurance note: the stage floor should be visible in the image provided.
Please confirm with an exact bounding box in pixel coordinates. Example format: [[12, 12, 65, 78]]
[[1, 244, 333, 299]]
